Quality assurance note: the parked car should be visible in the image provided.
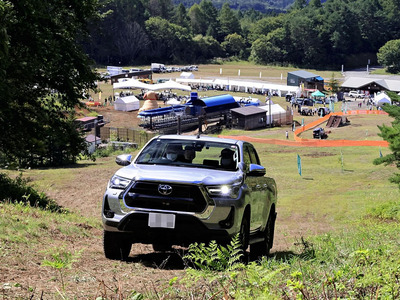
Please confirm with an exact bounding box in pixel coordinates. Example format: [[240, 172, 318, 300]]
[[102, 135, 278, 260], [348, 91, 365, 98], [313, 127, 328, 139]]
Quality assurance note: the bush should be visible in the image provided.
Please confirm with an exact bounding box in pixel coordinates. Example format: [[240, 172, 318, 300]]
[[0, 172, 63, 212], [368, 201, 400, 221]]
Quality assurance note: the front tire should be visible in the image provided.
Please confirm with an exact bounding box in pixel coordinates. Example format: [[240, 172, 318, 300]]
[[250, 210, 275, 261], [239, 216, 250, 253], [103, 230, 132, 261]]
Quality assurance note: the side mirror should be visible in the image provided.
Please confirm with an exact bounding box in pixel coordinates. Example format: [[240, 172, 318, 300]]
[[247, 164, 266, 177], [115, 154, 132, 166]]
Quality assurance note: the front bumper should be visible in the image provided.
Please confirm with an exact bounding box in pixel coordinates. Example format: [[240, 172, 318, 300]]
[[103, 210, 233, 246]]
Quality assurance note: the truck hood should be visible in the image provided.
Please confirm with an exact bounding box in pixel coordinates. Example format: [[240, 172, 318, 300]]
[[115, 164, 242, 186]]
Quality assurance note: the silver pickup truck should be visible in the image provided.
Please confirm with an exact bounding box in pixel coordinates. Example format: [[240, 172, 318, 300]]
[[102, 135, 277, 260]]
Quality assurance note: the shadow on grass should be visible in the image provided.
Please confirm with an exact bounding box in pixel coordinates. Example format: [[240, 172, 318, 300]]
[[125, 248, 314, 270], [126, 251, 187, 270]]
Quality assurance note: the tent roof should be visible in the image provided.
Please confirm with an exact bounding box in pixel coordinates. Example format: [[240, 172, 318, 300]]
[[114, 95, 139, 104], [258, 104, 286, 114], [113, 79, 191, 91], [177, 78, 300, 93], [374, 92, 391, 103], [155, 80, 191, 91], [180, 72, 194, 79], [113, 79, 150, 90], [311, 90, 325, 97]]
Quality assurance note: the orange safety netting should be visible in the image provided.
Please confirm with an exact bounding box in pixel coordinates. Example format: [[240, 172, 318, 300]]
[[220, 110, 389, 148]]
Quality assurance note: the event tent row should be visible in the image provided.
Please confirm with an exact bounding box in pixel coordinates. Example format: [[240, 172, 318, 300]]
[[176, 77, 300, 96], [113, 79, 192, 91]]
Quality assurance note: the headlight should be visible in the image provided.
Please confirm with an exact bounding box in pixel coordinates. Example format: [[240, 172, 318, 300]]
[[207, 183, 240, 198], [108, 175, 131, 189]]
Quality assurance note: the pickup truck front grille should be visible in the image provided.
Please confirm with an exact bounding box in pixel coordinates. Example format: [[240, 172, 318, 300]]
[[123, 181, 207, 213]]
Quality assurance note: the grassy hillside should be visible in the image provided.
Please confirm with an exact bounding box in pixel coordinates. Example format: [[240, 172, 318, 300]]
[[1, 126, 400, 298]]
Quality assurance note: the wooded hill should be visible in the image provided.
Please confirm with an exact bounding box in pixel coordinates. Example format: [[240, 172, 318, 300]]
[[172, 0, 294, 12], [83, 0, 400, 69]]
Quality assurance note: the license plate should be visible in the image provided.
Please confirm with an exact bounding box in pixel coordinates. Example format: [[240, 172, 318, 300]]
[[148, 213, 176, 229]]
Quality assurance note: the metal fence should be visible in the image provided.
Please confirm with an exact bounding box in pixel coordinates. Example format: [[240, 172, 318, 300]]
[[99, 127, 157, 146]]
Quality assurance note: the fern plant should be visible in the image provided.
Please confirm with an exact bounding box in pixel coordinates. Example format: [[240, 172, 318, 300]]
[[184, 234, 244, 272]]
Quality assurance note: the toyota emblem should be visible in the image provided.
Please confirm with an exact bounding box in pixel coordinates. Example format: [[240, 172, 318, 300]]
[[158, 184, 172, 196]]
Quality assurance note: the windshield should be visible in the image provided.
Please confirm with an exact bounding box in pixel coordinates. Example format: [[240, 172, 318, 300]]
[[136, 138, 239, 171]]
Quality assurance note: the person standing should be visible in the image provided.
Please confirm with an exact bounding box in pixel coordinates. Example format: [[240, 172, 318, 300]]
[[286, 130, 289, 139]]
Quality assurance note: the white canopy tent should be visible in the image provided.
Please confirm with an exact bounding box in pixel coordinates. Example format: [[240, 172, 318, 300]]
[[176, 77, 299, 95], [113, 79, 191, 92], [113, 79, 149, 90], [114, 95, 140, 111], [180, 72, 194, 79], [258, 102, 287, 125], [374, 92, 392, 107]]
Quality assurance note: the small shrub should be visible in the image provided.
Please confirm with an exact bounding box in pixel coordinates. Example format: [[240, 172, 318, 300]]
[[0, 172, 63, 212], [368, 201, 400, 221]]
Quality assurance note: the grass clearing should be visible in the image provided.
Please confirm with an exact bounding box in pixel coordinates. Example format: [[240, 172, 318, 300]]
[[2, 63, 400, 297], [1, 140, 399, 298]]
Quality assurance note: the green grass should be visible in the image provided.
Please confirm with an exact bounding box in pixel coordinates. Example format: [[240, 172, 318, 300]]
[[172, 219, 400, 299], [2, 75, 400, 297], [1, 140, 399, 298]]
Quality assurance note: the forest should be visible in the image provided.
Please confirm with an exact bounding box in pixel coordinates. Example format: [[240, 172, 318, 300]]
[[84, 0, 400, 69]]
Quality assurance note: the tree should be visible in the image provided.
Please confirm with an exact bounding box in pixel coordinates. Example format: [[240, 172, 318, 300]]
[[148, 0, 173, 20], [188, 4, 207, 35], [193, 35, 223, 60], [172, 4, 191, 29], [326, 73, 340, 94], [309, 0, 322, 8], [199, 0, 222, 41], [374, 104, 400, 189], [291, 0, 307, 10], [86, 0, 149, 65], [219, 3, 241, 38], [221, 33, 246, 57], [377, 39, 400, 73], [0, 0, 99, 167], [145, 17, 194, 62], [250, 29, 288, 64]]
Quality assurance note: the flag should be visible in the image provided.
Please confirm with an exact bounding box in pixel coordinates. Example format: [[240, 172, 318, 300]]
[[340, 150, 344, 170], [380, 148, 383, 158], [297, 154, 302, 176], [302, 118, 304, 126]]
